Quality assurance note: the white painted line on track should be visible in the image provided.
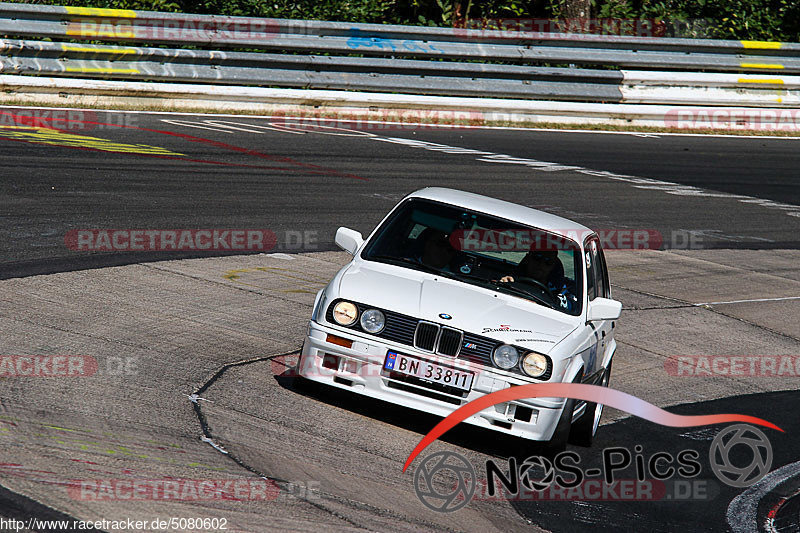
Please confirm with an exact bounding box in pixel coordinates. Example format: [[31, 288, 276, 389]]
[[200, 120, 271, 133], [3, 104, 800, 140], [210, 120, 308, 134], [149, 114, 800, 221], [204, 120, 306, 134], [160, 119, 236, 133], [269, 122, 376, 136], [695, 296, 800, 306], [8, 103, 797, 223], [370, 136, 800, 220]]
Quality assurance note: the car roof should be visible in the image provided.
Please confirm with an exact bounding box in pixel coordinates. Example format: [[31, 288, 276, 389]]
[[406, 188, 594, 241]]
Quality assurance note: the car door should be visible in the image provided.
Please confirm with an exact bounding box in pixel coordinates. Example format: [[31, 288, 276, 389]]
[[592, 238, 614, 372], [583, 236, 611, 382]]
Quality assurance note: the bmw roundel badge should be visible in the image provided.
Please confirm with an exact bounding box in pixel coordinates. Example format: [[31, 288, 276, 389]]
[[439, 313, 452, 320]]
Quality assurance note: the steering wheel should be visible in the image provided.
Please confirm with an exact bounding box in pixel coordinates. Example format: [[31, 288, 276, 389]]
[[512, 277, 558, 305]]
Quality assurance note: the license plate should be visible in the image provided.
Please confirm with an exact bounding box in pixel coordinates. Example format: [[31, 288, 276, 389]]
[[384, 351, 474, 391]]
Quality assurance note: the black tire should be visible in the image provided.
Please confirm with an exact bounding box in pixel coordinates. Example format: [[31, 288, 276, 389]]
[[569, 359, 613, 447], [542, 396, 576, 455], [542, 371, 583, 455]]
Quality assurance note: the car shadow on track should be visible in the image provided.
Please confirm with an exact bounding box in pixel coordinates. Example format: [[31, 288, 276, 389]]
[[275, 370, 562, 460], [275, 366, 798, 533], [506, 390, 798, 533]]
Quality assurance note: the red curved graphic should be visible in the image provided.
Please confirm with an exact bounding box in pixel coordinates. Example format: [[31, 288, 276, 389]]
[[402, 383, 784, 472]]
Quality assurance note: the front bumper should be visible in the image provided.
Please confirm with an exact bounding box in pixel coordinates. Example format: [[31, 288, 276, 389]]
[[297, 320, 566, 441]]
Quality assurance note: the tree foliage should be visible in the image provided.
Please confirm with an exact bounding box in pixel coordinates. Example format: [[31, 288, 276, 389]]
[[10, 0, 799, 41]]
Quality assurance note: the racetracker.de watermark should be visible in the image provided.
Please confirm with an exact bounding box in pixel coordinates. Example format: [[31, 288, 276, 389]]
[[447, 229, 708, 251], [452, 17, 710, 38], [278, 351, 485, 379], [269, 110, 485, 131], [0, 355, 140, 377], [449, 229, 668, 251], [65, 229, 277, 252], [665, 355, 800, 377], [69, 479, 280, 501], [665, 109, 800, 131], [0, 355, 97, 377], [67, 17, 282, 41], [67, 478, 320, 502], [0, 109, 136, 132]]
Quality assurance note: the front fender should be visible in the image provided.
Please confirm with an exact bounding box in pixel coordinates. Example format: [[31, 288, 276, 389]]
[[563, 354, 585, 385], [602, 338, 616, 369]]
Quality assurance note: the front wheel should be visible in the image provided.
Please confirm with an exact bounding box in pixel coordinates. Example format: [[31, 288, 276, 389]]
[[569, 359, 613, 447], [542, 396, 575, 455], [541, 371, 583, 455]]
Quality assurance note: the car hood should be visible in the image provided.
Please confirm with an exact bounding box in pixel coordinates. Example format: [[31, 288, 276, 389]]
[[337, 261, 579, 354]]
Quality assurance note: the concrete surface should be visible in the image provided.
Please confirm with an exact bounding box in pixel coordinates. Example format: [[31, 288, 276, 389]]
[[0, 249, 798, 531]]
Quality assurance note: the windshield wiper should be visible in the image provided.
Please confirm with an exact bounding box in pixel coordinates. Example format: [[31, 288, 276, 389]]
[[451, 269, 497, 285], [493, 283, 557, 310]]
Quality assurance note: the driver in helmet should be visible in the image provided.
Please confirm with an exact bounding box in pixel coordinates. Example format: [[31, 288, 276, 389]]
[[415, 228, 457, 271], [500, 250, 578, 311]]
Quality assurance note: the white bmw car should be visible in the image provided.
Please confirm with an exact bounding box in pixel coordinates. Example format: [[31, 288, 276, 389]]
[[298, 188, 622, 449]]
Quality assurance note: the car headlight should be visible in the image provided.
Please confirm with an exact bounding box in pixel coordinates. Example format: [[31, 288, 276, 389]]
[[521, 352, 549, 377], [492, 345, 519, 370], [332, 301, 358, 326], [360, 308, 385, 334]]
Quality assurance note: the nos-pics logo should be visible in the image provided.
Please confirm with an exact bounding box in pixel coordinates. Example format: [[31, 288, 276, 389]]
[[412, 423, 773, 512]]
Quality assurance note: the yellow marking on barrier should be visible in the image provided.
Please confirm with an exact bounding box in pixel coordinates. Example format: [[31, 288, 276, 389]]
[[741, 63, 784, 70], [65, 66, 140, 74], [61, 44, 137, 55], [737, 78, 785, 84], [741, 40, 782, 50], [65, 6, 137, 18], [0, 125, 183, 156]]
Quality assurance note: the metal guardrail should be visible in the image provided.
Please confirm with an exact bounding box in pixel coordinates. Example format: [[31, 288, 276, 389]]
[[0, 39, 625, 102], [0, 2, 798, 108]]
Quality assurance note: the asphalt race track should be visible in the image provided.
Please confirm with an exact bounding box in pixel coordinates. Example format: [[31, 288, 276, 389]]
[[3, 108, 800, 278], [1, 107, 799, 533]]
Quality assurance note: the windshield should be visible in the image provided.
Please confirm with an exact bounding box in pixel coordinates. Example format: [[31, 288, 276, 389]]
[[361, 198, 583, 315]]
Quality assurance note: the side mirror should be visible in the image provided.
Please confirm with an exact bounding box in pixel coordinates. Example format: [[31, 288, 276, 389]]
[[335, 227, 364, 255], [587, 297, 622, 321]]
